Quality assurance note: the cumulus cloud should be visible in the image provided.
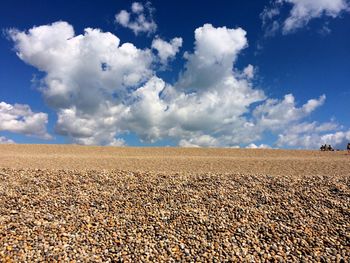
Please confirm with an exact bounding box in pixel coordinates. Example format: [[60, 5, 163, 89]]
[[123, 24, 266, 147], [115, 2, 157, 35], [0, 102, 51, 139], [8, 21, 345, 148], [179, 135, 218, 148], [277, 122, 350, 149], [246, 143, 272, 149], [151, 37, 182, 66], [178, 24, 250, 91], [253, 94, 325, 131], [0, 136, 15, 144], [261, 0, 350, 35], [8, 21, 152, 145], [55, 105, 126, 146]]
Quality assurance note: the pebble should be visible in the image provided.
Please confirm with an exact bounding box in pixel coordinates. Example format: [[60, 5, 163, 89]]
[[0, 168, 349, 261]]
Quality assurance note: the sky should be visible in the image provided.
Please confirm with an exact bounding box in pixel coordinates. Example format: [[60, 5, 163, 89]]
[[0, 0, 350, 148]]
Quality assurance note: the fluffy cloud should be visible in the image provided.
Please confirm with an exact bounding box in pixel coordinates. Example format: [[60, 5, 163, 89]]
[[115, 2, 157, 35], [243, 64, 255, 79], [277, 122, 350, 149], [9, 21, 345, 148], [0, 102, 50, 139], [152, 37, 182, 65], [8, 21, 153, 145], [9, 22, 153, 110], [246, 143, 272, 149], [0, 136, 15, 144], [261, 0, 350, 35], [178, 24, 249, 91], [123, 24, 266, 147], [179, 135, 218, 148], [55, 105, 126, 146], [253, 94, 325, 131]]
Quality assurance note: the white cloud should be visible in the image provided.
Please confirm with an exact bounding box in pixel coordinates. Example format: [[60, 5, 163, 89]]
[[261, 1, 282, 37], [115, 10, 130, 27], [132, 2, 144, 14], [229, 145, 241, 149], [253, 94, 325, 131], [283, 0, 349, 33], [275, 120, 349, 149], [277, 127, 350, 149], [179, 135, 218, 148], [285, 121, 339, 134], [115, 2, 157, 35], [54, 104, 127, 145], [246, 143, 272, 149], [0, 136, 15, 144], [261, 5, 281, 23], [261, 0, 350, 35], [243, 64, 255, 79], [8, 21, 346, 148], [177, 24, 249, 91], [151, 37, 182, 65], [0, 101, 51, 139], [123, 24, 265, 146], [320, 131, 350, 147], [122, 76, 168, 143], [109, 138, 126, 146], [8, 21, 152, 145]]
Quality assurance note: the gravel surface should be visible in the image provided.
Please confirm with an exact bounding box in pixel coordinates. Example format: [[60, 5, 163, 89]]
[[1, 144, 350, 176], [0, 145, 349, 262]]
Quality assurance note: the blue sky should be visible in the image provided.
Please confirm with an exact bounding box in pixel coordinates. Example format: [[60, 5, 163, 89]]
[[0, 0, 349, 148]]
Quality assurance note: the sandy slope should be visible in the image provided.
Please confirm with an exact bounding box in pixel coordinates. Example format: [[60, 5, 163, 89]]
[[0, 145, 349, 262]]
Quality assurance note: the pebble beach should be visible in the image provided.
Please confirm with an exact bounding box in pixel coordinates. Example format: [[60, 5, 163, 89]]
[[0, 145, 349, 262]]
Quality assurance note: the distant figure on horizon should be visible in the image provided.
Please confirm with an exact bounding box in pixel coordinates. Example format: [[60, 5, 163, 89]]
[[347, 143, 350, 154], [320, 144, 329, 151], [320, 144, 334, 151]]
